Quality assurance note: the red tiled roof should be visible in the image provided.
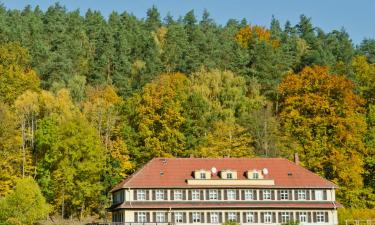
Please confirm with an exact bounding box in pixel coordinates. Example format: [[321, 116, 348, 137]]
[[111, 158, 337, 192], [109, 202, 342, 210]]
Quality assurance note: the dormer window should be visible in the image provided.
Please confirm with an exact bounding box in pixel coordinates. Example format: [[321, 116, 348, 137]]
[[247, 170, 264, 180], [253, 172, 259, 179], [200, 173, 206, 179], [227, 173, 233, 179], [194, 169, 211, 180], [221, 170, 237, 179]]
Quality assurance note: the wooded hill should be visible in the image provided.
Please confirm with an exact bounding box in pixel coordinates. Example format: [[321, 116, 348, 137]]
[[0, 3, 374, 222]]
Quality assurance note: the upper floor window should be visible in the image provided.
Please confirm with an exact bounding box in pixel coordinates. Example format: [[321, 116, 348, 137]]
[[253, 172, 259, 179], [137, 212, 147, 223], [263, 190, 271, 200], [298, 190, 306, 200], [264, 212, 272, 223], [299, 212, 307, 223], [316, 212, 325, 223], [227, 173, 233, 179], [175, 212, 183, 223], [210, 212, 219, 223], [209, 189, 218, 200], [174, 190, 183, 200], [156, 190, 164, 200], [281, 212, 290, 223], [192, 190, 200, 200], [245, 212, 255, 223], [244, 190, 254, 200], [200, 173, 206, 179], [156, 212, 165, 223], [113, 191, 124, 204], [315, 190, 323, 200], [228, 212, 237, 221], [280, 190, 289, 200], [227, 190, 236, 200], [137, 190, 146, 200], [192, 212, 201, 223]]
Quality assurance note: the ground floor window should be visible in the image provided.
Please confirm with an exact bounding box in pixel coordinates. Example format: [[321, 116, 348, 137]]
[[156, 212, 165, 223], [317, 212, 325, 223], [211, 212, 219, 223], [245, 212, 255, 223], [113, 212, 124, 222], [193, 212, 201, 223], [228, 212, 237, 221], [175, 212, 183, 223], [137, 212, 146, 223], [264, 212, 272, 223], [281, 212, 290, 223], [299, 212, 307, 223]]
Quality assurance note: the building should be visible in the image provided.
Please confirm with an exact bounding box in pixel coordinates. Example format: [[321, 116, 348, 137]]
[[108, 158, 340, 225]]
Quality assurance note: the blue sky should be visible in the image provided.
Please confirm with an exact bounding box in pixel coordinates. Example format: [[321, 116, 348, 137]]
[[1, 0, 373, 44]]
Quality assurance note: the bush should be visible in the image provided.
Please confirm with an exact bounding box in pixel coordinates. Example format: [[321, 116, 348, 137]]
[[281, 220, 300, 225], [338, 208, 375, 225]]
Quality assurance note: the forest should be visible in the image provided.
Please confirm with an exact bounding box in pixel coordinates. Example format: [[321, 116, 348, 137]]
[[0, 3, 374, 223]]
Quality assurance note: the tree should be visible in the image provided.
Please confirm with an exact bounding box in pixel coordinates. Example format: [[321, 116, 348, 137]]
[[0, 177, 50, 225], [279, 65, 368, 207]]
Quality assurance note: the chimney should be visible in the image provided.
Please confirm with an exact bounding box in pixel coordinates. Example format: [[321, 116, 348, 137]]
[[294, 152, 300, 165]]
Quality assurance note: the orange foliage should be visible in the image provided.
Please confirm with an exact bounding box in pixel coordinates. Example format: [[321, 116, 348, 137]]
[[235, 25, 279, 48]]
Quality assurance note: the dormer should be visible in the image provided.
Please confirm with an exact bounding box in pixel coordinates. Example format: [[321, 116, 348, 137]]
[[247, 169, 264, 179], [221, 169, 237, 179], [194, 169, 211, 179]]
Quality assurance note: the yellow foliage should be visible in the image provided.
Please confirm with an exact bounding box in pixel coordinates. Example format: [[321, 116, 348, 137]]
[[235, 25, 279, 49]]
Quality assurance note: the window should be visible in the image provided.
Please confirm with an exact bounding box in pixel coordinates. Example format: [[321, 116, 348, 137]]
[[316, 212, 325, 223], [192, 190, 200, 200], [210, 212, 219, 223], [245, 212, 255, 223], [315, 190, 323, 200], [253, 172, 259, 179], [280, 190, 289, 200], [209, 190, 218, 200], [137, 190, 146, 200], [244, 190, 254, 200], [156, 212, 165, 223], [227, 190, 236, 200], [228, 212, 237, 221], [299, 212, 307, 223], [263, 190, 271, 200], [227, 173, 233, 179], [281, 212, 290, 223], [174, 190, 183, 200], [264, 212, 272, 223], [138, 212, 147, 223], [156, 190, 164, 200], [298, 190, 306, 200], [200, 172, 206, 179], [175, 212, 183, 223], [113, 191, 124, 204], [193, 212, 201, 223]]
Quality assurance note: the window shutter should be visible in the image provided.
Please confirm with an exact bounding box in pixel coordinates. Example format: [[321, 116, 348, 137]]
[[188, 190, 192, 200], [308, 212, 312, 222], [313, 212, 317, 222], [134, 212, 138, 222], [200, 190, 204, 200], [201, 212, 205, 223], [259, 190, 263, 200], [243, 212, 246, 223], [290, 212, 294, 221], [189, 212, 193, 223], [147, 212, 150, 222], [237, 212, 241, 222], [206, 190, 209, 200], [273, 212, 276, 223], [224, 190, 228, 200], [134, 190, 137, 200], [146, 190, 149, 200], [183, 212, 187, 223], [323, 190, 327, 200], [183, 190, 186, 200], [277, 190, 281, 200], [170, 190, 174, 200], [218, 190, 221, 200], [296, 212, 300, 221], [295, 190, 298, 200], [164, 189, 168, 200], [219, 212, 222, 223], [236, 189, 240, 200], [325, 212, 329, 222], [271, 190, 275, 200], [225, 212, 228, 222], [289, 190, 293, 200], [153, 212, 156, 222], [312, 190, 316, 200], [207, 213, 211, 223], [306, 190, 310, 200], [278, 212, 281, 223], [260, 212, 264, 223], [241, 190, 245, 200], [253, 190, 257, 200], [255, 212, 258, 223], [152, 190, 156, 200], [165, 212, 168, 222], [171, 212, 175, 223]]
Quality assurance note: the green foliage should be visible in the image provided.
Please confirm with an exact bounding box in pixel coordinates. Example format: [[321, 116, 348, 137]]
[[281, 220, 300, 225], [0, 177, 50, 225], [338, 208, 375, 225], [221, 221, 240, 225]]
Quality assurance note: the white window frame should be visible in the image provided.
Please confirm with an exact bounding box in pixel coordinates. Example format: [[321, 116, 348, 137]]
[[280, 190, 289, 200], [137, 190, 146, 201], [192, 212, 201, 223], [156, 212, 165, 223], [244, 190, 254, 200], [298, 190, 306, 200], [138, 212, 147, 223], [156, 190, 164, 200], [227, 189, 236, 200], [200, 172, 206, 179], [317, 212, 325, 223], [246, 212, 255, 223], [263, 190, 271, 200], [192, 190, 200, 200], [211, 212, 219, 224], [253, 172, 259, 179], [228, 212, 237, 221], [174, 190, 183, 200], [299, 212, 307, 223], [315, 190, 323, 200], [264, 212, 272, 223], [209, 189, 218, 200], [175, 212, 183, 223], [281, 212, 290, 223]]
